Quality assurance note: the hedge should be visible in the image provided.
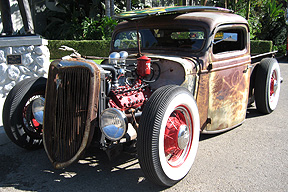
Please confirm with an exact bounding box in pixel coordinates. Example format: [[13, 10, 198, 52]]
[[48, 39, 273, 59], [250, 40, 273, 54], [48, 40, 110, 59]]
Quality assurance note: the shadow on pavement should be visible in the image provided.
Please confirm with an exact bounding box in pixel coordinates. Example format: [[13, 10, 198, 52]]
[[246, 108, 265, 119], [278, 56, 288, 63], [0, 102, 276, 191], [0, 143, 168, 191]]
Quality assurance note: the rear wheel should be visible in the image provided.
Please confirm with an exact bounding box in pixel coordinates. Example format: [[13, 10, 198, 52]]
[[137, 85, 200, 186], [255, 58, 281, 114], [3, 77, 46, 150]]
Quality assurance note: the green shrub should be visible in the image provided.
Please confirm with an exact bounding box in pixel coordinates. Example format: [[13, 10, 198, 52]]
[[81, 17, 118, 40], [48, 39, 275, 59], [250, 40, 273, 54], [48, 40, 110, 59], [273, 44, 286, 57]]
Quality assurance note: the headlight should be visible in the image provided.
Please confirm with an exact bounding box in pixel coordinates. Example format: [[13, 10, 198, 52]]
[[100, 108, 127, 141], [32, 97, 45, 125]]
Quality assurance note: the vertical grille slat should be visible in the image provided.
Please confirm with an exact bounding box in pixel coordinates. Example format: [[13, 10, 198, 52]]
[[43, 61, 99, 168]]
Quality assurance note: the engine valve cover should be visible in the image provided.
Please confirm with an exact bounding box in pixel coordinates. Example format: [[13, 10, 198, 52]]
[[109, 81, 151, 111]]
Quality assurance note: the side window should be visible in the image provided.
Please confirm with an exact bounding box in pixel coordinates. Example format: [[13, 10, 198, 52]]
[[213, 28, 246, 54]]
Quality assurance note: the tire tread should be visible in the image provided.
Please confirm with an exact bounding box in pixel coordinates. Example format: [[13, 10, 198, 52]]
[[138, 85, 193, 186], [3, 77, 46, 150]]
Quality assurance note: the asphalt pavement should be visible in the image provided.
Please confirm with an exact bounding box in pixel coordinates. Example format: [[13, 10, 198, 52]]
[[0, 96, 7, 146], [0, 58, 287, 191]]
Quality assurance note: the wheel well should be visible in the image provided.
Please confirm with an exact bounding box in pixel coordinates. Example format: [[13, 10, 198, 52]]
[[249, 64, 259, 97]]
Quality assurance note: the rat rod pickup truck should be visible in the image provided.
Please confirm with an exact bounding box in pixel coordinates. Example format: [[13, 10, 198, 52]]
[[3, 6, 281, 186]]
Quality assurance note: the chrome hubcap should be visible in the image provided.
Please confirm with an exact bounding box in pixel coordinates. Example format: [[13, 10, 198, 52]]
[[177, 124, 189, 149]]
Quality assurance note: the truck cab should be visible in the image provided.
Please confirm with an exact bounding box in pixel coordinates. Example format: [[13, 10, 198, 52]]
[[112, 10, 251, 132]]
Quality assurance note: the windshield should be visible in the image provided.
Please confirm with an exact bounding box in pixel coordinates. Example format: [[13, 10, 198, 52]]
[[113, 27, 205, 52]]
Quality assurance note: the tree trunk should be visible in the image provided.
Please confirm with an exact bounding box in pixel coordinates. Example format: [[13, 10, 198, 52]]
[[246, 0, 250, 20], [201, 0, 207, 6], [234, 0, 238, 11], [110, 0, 114, 16], [225, 0, 228, 8], [105, 0, 111, 17], [127, 0, 131, 11]]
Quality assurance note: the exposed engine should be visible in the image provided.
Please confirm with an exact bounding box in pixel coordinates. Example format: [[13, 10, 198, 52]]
[[108, 81, 151, 111], [102, 51, 158, 112], [98, 51, 160, 155]]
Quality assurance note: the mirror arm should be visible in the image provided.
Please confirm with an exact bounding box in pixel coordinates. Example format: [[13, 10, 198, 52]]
[[213, 36, 232, 45]]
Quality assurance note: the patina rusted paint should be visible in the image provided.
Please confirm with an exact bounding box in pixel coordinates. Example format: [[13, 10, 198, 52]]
[[203, 22, 251, 132], [196, 73, 210, 131], [206, 64, 250, 131], [43, 58, 101, 169], [148, 55, 198, 94]]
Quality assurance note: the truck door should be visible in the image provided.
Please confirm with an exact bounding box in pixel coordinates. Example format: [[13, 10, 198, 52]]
[[206, 25, 251, 132]]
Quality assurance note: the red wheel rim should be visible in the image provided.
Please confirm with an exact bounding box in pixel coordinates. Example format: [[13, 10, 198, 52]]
[[22, 95, 43, 136], [164, 105, 193, 167], [270, 69, 278, 102]]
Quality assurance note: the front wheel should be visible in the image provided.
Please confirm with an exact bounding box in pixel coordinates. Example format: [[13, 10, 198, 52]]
[[255, 58, 281, 114], [3, 77, 46, 150], [137, 85, 200, 186]]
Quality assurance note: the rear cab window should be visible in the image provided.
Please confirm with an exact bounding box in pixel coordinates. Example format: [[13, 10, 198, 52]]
[[212, 26, 247, 55]]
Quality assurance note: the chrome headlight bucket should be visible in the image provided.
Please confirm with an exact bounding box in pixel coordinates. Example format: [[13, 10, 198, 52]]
[[100, 108, 127, 141], [32, 97, 45, 125]]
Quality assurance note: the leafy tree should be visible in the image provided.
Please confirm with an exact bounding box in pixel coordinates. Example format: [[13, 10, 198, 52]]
[[43, 0, 119, 40], [81, 16, 118, 40], [227, 0, 287, 54], [254, 0, 286, 43], [235, 0, 286, 44], [43, 0, 86, 40], [42, 0, 288, 51]]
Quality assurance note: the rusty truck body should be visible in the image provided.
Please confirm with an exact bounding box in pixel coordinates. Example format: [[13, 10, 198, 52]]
[[3, 6, 281, 186]]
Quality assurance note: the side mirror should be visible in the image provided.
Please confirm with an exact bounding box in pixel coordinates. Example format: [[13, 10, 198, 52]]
[[223, 33, 238, 41], [213, 32, 238, 45]]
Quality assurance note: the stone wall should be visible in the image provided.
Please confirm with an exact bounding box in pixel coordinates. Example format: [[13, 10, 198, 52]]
[[0, 35, 50, 126]]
